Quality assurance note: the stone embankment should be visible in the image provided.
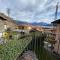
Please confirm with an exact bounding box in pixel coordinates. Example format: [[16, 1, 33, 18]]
[[18, 51, 38, 60]]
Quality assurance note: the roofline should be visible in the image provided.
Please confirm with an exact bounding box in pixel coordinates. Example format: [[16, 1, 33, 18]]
[[0, 13, 14, 21], [51, 19, 60, 24]]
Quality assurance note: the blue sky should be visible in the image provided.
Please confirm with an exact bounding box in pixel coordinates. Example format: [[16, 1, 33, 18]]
[[0, 0, 60, 23]]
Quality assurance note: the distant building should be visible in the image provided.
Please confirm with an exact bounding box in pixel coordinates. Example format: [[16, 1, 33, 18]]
[[52, 19, 60, 54], [32, 26, 44, 32], [43, 27, 56, 34]]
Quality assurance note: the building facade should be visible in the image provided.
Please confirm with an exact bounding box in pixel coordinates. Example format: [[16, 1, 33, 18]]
[[0, 13, 17, 32], [52, 19, 60, 54]]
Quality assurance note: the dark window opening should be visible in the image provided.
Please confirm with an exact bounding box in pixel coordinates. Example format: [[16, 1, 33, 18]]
[[0, 16, 6, 20]]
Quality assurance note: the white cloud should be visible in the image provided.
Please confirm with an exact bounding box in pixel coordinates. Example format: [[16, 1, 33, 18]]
[[0, 0, 60, 23]]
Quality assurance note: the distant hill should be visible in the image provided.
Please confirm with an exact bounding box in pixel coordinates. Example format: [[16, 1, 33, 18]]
[[31, 22, 52, 26], [13, 20, 52, 26]]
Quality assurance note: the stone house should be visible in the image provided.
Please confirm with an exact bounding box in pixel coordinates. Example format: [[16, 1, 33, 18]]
[[0, 13, 17, 32], [52, 19, 60, 54]]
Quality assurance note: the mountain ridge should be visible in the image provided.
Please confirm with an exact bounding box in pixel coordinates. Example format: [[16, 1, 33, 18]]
[[14, 20, 51, 26]]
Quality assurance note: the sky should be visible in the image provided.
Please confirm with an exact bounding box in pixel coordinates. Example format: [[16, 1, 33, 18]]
[[0, 0, 60, 23]]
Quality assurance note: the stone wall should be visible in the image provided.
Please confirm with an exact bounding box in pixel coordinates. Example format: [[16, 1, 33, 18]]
[[0, 20, 4, 32], [54, 24, 60, 54], [5, 20, 17, 30]]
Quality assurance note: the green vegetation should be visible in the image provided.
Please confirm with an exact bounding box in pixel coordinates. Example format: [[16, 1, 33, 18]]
[[0, 31, 59, 60], [36, 47, 58, 60], [0, 36, 32, 60], [28, 31, 58, 60]]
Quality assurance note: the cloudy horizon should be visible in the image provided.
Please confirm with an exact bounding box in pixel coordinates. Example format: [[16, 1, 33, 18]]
[[0, 0, 60, 23]]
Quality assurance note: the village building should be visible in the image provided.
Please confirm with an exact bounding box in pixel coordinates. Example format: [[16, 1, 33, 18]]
[[0, 13, 55, 34], [32, 26, 44, 32], [0, 13, 17, 32], [52, 19, 60, 54], [43, 27, 56, 34]]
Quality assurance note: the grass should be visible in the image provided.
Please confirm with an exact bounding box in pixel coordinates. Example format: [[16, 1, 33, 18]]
[[35, 47, 58, 60], [0, 36, 32, 60]]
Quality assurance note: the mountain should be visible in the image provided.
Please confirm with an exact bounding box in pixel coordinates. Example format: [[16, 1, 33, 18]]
[[13, 20, 52, 26], [31, 22, 51, 26]]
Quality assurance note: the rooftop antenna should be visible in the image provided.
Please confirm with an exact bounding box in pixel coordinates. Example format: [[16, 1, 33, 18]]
[[54, 1, 59, 20]]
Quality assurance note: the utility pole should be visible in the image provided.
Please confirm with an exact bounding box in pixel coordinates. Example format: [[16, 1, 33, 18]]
[[54, 1, 59, 20], [7, 8, 10, 16]]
